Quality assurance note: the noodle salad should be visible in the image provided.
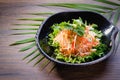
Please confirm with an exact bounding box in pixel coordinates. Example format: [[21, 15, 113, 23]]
[[48, 18, 108, 63]]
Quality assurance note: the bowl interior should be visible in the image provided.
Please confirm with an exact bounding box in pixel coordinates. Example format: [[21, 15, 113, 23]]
[[36, 11, 116, 65]]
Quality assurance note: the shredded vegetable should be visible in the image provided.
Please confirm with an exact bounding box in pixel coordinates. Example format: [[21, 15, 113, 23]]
[[48, 18, 108, 63]]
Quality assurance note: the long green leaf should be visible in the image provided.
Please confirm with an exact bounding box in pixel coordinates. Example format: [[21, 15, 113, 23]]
[[42, 3, 107, 13], [18, 18, 44, 21], [78, 3, 113, 10], [14, 23, 40, 26], [12, 28, 38, 30], [23, 48, 38, 60], [19, 42, 36, 52], [44, 3, 113, 10], [12, 32, 37, 35], [95, 0, 120, 6], [113, 8, 120, 25], [11, 1, 120, 71], [10, 38, 35, 46], [26, 12, 53, 15], [27, 52, 41, 63], [33, 56, 45, 66]]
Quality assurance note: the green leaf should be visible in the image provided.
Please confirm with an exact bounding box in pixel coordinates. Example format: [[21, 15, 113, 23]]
[[113, 8, 120, 25], [23, 48, 38, 60], [19, 42, 36, 52], [33, 56, 45, 66], [80, 3, 113, 10], [13, 23, 40, 26], [27, 52, 41, 63], [12, 28, 38, 30], [10, 1, 120, 71], [26, 12, 53, 15], [42, 3, 107, 13], [45, 3, 113, 10], [10, 38, 35, 46], [95, 0, 120, 6], [12, 32, 37, 35], [18, 18, 44, 21]]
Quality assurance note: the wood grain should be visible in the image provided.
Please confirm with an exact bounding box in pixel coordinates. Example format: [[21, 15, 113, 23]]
[[0, 0, 120, 80]]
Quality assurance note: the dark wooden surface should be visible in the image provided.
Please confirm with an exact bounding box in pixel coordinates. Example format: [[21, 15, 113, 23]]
[[0, 0, 120, 80]]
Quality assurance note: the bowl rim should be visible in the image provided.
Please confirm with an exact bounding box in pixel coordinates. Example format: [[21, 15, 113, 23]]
[[35, 11, 119, 66]]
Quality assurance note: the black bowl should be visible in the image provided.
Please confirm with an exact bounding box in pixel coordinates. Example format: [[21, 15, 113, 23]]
[[35, 11, 119, 66]]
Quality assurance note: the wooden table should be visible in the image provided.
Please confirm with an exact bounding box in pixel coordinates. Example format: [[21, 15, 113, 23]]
[[0, 0, 120, 80]]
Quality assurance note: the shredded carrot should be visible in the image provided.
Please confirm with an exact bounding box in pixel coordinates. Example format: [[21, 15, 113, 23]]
[[53, 26, 100, 57]]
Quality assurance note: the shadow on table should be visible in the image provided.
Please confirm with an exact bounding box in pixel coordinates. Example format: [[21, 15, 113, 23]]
[[55, 59, 110, 80]]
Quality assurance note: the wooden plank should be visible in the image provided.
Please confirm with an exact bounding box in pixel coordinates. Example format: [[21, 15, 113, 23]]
[[0, 1, 120, 80]]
